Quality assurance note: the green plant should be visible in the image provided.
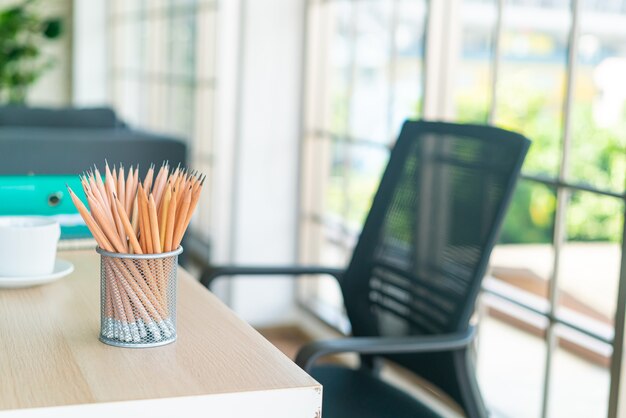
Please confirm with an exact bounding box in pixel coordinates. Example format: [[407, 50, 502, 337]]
[[0, 0, 62, 103], [456, 69, 625, 244]]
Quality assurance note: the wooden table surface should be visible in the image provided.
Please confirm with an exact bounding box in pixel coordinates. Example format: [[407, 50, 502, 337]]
[[0, 250, 321, 418]]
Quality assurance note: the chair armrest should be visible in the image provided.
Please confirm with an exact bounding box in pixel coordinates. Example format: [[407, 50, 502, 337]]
[[200, 265, 345, 289], [295, 327, 475, 371]]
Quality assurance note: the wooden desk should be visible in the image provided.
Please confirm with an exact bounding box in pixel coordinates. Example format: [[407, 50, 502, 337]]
[[0, 250, 321, 418]]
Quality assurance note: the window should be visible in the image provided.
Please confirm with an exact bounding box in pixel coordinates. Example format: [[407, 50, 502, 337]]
[[108, 0, 217, 241], [299, 0, 427, 331], [299, 0, 626, 416]]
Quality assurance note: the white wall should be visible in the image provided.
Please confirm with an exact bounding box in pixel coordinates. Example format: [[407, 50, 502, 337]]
[[72, 0, 108, 106], [213, 0, 306, 326]]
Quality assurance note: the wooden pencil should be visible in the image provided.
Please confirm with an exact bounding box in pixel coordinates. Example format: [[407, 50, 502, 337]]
[[88, 195, 126, 253], [88, 175, 106, 214], [114, 195, 143, 254], [110, 193, 128, 253], [106, 263, 128, 335], [144, 163, 155, 193], [93, 166, 110, 209], [102, 260, 117, 337], [111, 265, 135, 341], [131, 197, 140, 236], [173, 186, 192, 248], [133, 165, 139, 196], [103, 166, 126, 250], [159, 184, 171, 249], [125, 166, 135, 215], [176, 181, 204, 248], [164, 190, 178, 252], [109, 260, 160, 327], [67, 186, 113, 252], [117, 165, 126, 212], [106, 161, 117, 193], [170, 165, 180, 186], [148, 194, 161, 253], [153, 162, 169, 209], [138, 185, 153, 254], [89, 173, 114, 225]]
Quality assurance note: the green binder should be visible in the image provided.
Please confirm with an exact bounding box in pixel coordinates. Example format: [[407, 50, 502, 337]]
[[0, 175, 92, 239]]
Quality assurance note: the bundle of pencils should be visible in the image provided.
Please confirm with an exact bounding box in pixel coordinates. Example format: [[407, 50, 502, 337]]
[[67, 161, 204, 344]]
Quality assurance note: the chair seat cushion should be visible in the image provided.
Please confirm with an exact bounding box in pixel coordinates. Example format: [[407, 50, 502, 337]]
[[311, 365, 442, 418]]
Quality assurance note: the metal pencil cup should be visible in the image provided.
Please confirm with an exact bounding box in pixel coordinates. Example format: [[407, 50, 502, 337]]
[[97, 246, 183, 348]]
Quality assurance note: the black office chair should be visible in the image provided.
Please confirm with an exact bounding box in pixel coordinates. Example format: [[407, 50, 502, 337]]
[[201, 121, 530, 418]]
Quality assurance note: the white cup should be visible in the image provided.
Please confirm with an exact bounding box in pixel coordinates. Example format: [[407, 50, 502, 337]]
[[0, 217, 61, 277]]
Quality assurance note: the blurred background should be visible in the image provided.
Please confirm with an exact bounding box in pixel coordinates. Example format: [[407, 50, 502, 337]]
[[1, 0, 625, 416]]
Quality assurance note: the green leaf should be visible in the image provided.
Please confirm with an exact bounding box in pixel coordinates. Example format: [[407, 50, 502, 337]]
[[43, 18, 62, 38]]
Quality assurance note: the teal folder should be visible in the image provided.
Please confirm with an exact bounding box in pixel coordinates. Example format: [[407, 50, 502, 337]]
[[0, 175, 92, 239]]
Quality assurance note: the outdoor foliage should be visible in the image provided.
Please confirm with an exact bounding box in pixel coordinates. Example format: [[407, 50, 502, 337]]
[[457, 76, 625, 244], [327, 70, 624, 245]]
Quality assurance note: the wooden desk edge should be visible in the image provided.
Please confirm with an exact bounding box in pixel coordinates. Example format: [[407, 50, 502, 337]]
[[0, 386, 323, 418]]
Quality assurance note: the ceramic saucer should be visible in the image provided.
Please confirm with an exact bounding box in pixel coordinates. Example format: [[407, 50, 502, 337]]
[[0, 259, 74, 288]]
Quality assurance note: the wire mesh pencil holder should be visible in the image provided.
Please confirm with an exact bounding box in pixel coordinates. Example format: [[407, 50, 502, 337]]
[[97, 246, 183, 348]]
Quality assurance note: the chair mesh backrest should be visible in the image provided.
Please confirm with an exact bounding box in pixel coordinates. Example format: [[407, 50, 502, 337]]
[[342, 121, 529, 340]]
